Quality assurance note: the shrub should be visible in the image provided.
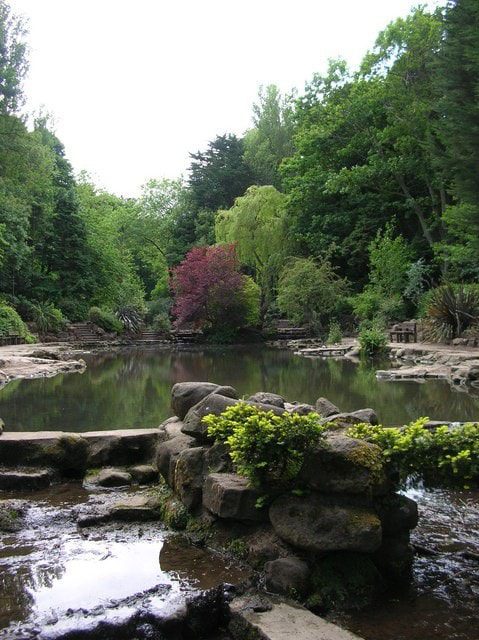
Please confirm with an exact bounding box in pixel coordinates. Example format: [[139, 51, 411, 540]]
[[30, 302, 66, 334], [348, 419, 479, 486], [422, 284, 479, 342], [0, 303, 34, 342], [351, 288, 405, 325], [58, 298, 89, 322], [88, 307, 123, 333], [203, 402, 325, 487], [358, 325, 387, 356], [327, 321, 342, 345]]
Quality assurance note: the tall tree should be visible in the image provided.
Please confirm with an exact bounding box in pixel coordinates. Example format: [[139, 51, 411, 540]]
[[243, 85, 295, 189], [215, 185, 290, 306], [188, 134, 253, 212], [0, 0, 28, 114]]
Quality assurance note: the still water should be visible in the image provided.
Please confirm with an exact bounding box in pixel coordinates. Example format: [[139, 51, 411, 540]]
[[0, 346, 478, 431]]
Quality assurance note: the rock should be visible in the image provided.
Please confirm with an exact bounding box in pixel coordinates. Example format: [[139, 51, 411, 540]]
[[182, 394, 239, 442], [452, 338, 468, 346], [156, 433, 196, 487], [374, 494, 418, 535], [0, 500, 27, 532], [243, 527, 292, 566], [300, 434, 386, 495], [174, 446, 207, 509], [171, 382, 238, 420], [269, 494, 382, 553], [289, 403, 316, 415], [321, 413, 365, 429], [350, 408, 379, 425], [0, 418, 4, 435], [96, 468, 132, 487], [229, 596, 362, 640], [374, 533, 414, 582], [203, 473, 267, 522], [130, 464, 158, 484], [315, 397, 340, 418], [264, 557, 310, 597], [158, 417, 184, 441], [83, 429, 160, 467], [0, 468, 53, 491], [0, 432, 88, 477], [247, 392, 285, 408], [109, 494, 161, 521], [204, 442, 234, 474]]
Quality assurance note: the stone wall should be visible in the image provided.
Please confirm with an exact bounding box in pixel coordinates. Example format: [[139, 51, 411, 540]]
[[157, 381, 418, 609]]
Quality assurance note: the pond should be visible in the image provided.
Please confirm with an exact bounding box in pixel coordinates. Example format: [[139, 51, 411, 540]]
[[1, 346, 479, 431]]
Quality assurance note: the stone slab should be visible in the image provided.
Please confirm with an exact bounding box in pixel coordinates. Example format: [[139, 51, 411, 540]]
[[229, 597, 363, 640]]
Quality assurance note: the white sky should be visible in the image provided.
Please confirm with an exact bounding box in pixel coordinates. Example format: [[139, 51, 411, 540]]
[[12, 0, 438, 197]]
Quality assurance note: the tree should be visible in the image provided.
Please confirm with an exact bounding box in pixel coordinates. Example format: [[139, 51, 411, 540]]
[[434, 0, 479, 280], [215, 185, 290, 307], [276, 258, 348, 332], [368, 225, 412, 296], [0, 0, 28, 114], [188, 134, 253, 212], [243, 85, 295, 189], [171, 244, 254, 331]]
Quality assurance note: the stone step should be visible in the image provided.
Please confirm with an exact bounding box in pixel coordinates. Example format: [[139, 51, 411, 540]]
[[229, 596, 363, 640], [0, 468, 53, 491]]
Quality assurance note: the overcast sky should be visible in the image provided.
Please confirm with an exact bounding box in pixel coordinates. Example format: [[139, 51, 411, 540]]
[[12, 0, 438, 197]]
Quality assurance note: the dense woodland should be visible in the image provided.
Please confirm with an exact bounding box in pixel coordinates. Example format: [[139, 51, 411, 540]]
[[0, 0, 478, 343]]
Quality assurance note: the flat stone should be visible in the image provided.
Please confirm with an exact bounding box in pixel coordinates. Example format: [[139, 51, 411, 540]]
[[130, 464, 158, 484], [171, 382, 238, 420], [229, 597, 363, 640], [83, 429, 160, 467], [299, 435, 386, 495], [203, 473, 267, 522], [315, 397, 340, 417], [321, 413, 365, 429], [96, 468, 132, 487], [0, 468, 52, 491], [269, 493, 382, 553], [109, 494, 161, 521], [0, 431, 88, 477]]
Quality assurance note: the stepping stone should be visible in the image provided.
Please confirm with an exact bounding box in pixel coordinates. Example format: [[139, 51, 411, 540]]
[[130, 464, 158, 484], [108, 494, 162, 521], [96, 468, 132, 487], [0, 468, 52, 491]]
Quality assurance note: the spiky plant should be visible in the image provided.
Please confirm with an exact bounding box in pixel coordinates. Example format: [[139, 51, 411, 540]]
[[116, 305, 143, 333], [424, 285, 479, 342]]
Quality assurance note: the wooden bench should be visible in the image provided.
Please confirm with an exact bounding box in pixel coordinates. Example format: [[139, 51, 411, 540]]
[[389, 322, 417, 343]]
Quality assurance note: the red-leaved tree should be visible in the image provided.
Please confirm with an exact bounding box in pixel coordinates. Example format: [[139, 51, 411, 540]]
[[171, 244, 247, 329]]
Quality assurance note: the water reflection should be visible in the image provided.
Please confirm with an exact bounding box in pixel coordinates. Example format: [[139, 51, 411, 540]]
[[0, 346, 478, 431]]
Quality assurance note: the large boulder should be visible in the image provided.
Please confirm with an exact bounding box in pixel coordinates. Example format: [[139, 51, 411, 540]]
[[264, 556, 310, 597], [171, 382, 238, 420], [130, 464, 158, 484], [269, 494, 382, 553], [203, 473, 267, 522], [204, 442, 234, 474], [182, 394, 240, 442], [299, 434, 387, 495], [108, 494, 161, 521], [315, 397, 340, 418], [156, 433, 196, 487], [84, 429, 160, 467], [247, 392, 285, 408], [174, 446, 207, 509]]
